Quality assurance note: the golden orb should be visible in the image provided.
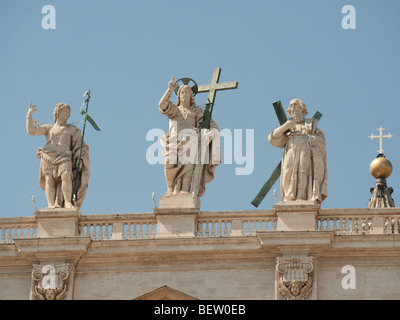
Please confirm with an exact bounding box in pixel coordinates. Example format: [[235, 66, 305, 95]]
[[369, 156, 392, 179]]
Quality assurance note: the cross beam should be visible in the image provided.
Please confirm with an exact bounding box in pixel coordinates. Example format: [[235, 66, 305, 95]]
[[369, 126, 392, 154], [197, 67, 238, 129], [191, 68, 238, 197], [251, 100, 322, 208]]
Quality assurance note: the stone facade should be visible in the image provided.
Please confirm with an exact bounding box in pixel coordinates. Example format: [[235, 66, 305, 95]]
[[0, 204, 400, 300]]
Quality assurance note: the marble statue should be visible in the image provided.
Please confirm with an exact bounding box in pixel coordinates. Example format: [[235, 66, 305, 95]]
[[159, 76, 220, 197], [26, 102, 90, 209], [268, 99, 327, 203]]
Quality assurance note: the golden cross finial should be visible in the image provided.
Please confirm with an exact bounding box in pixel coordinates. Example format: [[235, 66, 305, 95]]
[[369, 126, 393, 154]]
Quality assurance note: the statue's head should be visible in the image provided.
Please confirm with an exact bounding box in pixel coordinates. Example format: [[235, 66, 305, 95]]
[[53, 103, 71, 124], [287, 99, 308, 123], [176, 85, 196, 107]]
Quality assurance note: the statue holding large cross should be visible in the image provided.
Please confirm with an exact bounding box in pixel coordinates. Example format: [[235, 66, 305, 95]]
[[158, 68, 237, 198], [252, 99, 327, 206]]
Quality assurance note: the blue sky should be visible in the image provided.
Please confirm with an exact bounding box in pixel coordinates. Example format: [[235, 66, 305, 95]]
[[1, 0, 399, 218]]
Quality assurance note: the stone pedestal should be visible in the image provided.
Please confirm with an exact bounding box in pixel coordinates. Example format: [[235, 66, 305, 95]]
[[154, 194, 200, 238], [158, 194, 200, 209], [34, 208, 81, 238], [274, 201, 320, 231], [18, 209, 89, 300]]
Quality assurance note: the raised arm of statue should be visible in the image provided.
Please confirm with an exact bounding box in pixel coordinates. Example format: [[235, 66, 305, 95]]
[[271, 118, 296, 139], [159, 76, 178, 115], [26, 102, 50, 136]]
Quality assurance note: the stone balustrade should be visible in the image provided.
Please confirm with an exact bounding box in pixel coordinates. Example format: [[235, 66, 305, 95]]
[[79, 213, 157, 240], [1, 207, 400, 244], [317, 208, 400, 235], [197, 210, 277, 237], [0, 217, 38, 244]]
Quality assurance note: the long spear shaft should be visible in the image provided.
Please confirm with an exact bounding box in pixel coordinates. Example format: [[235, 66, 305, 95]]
[[73, 90, 91, 200]]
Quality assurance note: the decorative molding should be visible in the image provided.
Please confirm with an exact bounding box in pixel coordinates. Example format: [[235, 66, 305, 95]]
[[276, 256, 314, 300]]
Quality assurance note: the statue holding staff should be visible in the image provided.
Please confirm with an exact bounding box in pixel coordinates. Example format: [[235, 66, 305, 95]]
[[26, 101, 90, 209]]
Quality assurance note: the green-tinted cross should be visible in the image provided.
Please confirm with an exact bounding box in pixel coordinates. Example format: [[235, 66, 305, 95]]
[[196, 67, 238, 129], [191, 67, 238, 196], [251, 100, 322, 207]]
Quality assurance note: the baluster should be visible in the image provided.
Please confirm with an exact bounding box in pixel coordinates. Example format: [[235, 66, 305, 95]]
[[140, 223, 145, 239], [226, 220, 231, 236], [13, 226, 19, 239], [0, 228, 5, 244], [206, 221, 212, 237], [242, 220, 246, 236], [249, 220, 254, 235], [150, 223, 155, 238], [261, 220, 266, 232], [269, 219, 274, 231], [210, 221, 215, 237], [133, 223, 138, 239], [124, 223, 130, 240], [217, 220, 222, 237], [104, 223, 110, 240], [246, 220, 251, 235], [6, 228, 12, 243], [341, 218, 347, 234], [98, 224, 103, 240], [322, 219, 327, 231], [27, 226, 33, 238], [222, 220, 227, 236], [334, 218, 339, 232], [353, 218, 359, 234], [84, 224, 89, 237], [221, 220, 226, 236], [253, 220, 258, 234], [197, 221, 203, 237], [91, 224, 97, 240]]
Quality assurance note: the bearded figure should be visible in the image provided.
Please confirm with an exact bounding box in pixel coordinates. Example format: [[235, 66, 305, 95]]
[[268, 99, 327, 203]]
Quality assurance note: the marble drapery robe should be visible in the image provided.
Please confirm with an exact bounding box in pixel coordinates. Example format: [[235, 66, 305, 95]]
[[268, 118, 327, 203], [160, 102, 220, 197]]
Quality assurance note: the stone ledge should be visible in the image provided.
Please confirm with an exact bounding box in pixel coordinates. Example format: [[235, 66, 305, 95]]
[[14, 237, 91, 264]]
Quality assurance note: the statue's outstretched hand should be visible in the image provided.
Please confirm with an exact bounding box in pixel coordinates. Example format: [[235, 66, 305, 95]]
[[27, 102, 37, 116], [168, 76, 177, 92]]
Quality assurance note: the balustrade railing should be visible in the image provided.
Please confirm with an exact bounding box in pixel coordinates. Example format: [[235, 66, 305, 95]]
[[1, 208, 399, 245], [317, 208, 400, 235], [0, 218, 38, 244], [79, 213, 157, 240], [197, 210, 277, 237]]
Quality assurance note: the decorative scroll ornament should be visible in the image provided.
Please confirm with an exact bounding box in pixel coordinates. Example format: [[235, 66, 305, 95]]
[[31, 264, 69, 300], [276, 257, 314, 300]]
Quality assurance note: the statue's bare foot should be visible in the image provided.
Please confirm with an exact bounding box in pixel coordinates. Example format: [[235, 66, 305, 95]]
[[165, 188, 173, 196], [180, 190, 189, 194], [64, 202, 75, 209]]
